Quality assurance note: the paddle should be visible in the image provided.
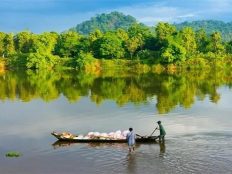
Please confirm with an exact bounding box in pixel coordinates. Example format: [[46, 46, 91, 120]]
[[136, 127, 158, 138], [136, 134, 144, 138], [149, 127, 158, 137]]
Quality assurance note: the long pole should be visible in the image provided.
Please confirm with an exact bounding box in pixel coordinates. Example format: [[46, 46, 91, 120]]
[[149, 127, 158, 137]]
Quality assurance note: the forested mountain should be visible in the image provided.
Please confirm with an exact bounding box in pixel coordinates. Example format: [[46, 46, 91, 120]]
[[175, 20, 232, 41], [70, 11, 137, 35], [70, 12, 232, 41]]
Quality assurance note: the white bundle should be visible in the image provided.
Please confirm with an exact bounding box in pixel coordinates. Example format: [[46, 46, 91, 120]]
[[108, 132, 115, 138], [84, 130, 130, 140], [108, 132, 114, 136], [122, 130, 129, 137], [115, 134, 121, 139], [118, 134, 125, 139], [87, 132, 94, 136], [111, 130, 120, 139], [100, 133, 108, 138], [93, 132, 100, 137], [115, 130, 121, 135]]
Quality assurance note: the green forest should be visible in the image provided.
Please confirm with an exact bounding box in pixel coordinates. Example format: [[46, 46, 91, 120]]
[[1, 12, 232, 71], [175, 20, 232, 42]]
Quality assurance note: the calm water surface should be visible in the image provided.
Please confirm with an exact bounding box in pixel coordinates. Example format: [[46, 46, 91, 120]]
[[0, 70, 232, 174]]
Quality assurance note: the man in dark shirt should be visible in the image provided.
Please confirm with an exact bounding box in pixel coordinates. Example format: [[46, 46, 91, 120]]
[[157, 121, 166, 142]]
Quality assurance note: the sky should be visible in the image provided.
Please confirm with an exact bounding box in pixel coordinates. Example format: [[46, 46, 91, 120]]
[[1, 0, 232, 33]]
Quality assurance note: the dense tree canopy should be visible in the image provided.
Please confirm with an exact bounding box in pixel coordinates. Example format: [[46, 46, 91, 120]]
[[0, 13, 232, 70], [96, 32, 125, 59], [55, 31, 81, 57], [175, 20, 232, 42]]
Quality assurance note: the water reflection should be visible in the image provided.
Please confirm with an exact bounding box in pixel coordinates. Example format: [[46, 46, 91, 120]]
[[0, 69, 232, 113], [126, 153, 137, 174], [52, 141, 142, 150], [159, 142, 166, 158]]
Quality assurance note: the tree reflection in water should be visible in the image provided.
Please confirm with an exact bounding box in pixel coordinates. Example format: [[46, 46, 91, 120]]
[[0, 68, 232, 113]]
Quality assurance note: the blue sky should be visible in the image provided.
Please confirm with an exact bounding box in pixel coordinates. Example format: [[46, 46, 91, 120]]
[[1, 0, 232, 33]]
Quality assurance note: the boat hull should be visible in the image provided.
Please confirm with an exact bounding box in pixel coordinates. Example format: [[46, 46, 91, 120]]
[[51, 132, 158, 143]]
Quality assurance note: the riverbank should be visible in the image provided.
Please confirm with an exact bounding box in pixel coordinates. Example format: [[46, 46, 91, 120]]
[[71, 56, 232, 74], [4, 54, 232, 75]]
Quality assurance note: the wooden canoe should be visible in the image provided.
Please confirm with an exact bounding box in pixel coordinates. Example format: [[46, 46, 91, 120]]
[[51, 132, 159, 143]]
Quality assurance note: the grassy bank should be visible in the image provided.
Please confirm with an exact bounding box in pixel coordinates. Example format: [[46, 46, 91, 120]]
[[4, 53, 232, 75], [81, 56, 232, 74]]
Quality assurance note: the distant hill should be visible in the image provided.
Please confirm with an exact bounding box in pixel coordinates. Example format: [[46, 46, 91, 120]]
[[174, 20, 232, 41], [70, 11, 137, 35], [69, 12, 232, 41]]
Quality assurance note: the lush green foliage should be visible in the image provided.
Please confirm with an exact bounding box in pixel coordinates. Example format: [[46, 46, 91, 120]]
[[0, 12, 232, 70], [94, 32, 125, 58], [26, 53, 59, 69], [55, 31, 80, 57], [175, 20, 232, 42]]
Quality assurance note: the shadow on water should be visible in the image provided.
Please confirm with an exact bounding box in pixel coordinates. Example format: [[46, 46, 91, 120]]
[[52, 140, 145, 150], [52, 140, 167, 174], [126, 152, 137, 174], [159, 141, 166, 157]]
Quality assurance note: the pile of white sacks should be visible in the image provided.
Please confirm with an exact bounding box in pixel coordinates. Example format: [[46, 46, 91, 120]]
[[73, 130, 130, 140]]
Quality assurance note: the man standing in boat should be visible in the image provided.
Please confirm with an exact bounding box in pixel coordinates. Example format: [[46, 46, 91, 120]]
[[126, 128, 136, 152], [157, 121, 166, 142]]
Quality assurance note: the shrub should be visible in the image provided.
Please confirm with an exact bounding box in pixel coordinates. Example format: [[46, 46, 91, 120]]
[[26, 53, 59, 69]]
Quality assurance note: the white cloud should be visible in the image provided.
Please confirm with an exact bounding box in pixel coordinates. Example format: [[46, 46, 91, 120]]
[[177, 14, 196, 19], [112, 0, 232, 25], [115, 3, 196, 25]]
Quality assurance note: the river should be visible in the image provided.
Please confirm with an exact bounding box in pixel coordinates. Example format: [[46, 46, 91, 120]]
[[0, 69, 232, 174]]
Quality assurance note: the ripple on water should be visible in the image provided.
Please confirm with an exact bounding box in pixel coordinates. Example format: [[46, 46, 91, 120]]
[[164, 133, 232, 174], [3, 131, 232, 174]]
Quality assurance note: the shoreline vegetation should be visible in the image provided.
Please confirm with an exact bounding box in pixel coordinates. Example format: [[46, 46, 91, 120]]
[[1, 15, 232, 72]]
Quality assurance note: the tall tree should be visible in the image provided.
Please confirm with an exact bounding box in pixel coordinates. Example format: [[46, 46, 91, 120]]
[[55, 31, 81, 57], [128, 23, 151, 50], [14, 31, 34, 53], [161, 37, 186, 63], [226, 40, 232, 54], [195, 29, 209, 53], [96, 32, 125, 59], [180, 27, 197, 57], [116, 28, 129, 42], [0, 32, 6, 57], [32, 32, 58, 54], [125, 36, 143, 59], [88, 29, 103, 42], [207, 32, 225, 54], [155, 22, 176, 41], [4, 33, 15, 57]]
